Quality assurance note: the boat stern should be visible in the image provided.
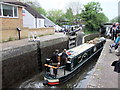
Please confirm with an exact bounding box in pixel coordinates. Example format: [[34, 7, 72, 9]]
[[43, 77, 60, 85]]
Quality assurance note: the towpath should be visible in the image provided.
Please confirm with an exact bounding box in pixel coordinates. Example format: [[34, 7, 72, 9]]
[[87, 39, 119, 88]]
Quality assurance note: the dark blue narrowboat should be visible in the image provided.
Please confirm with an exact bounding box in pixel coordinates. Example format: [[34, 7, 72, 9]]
[[43, 37, 106, 85]]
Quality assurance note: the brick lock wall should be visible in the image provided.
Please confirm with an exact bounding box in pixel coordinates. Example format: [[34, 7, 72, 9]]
[[84, 33, 100, 43]]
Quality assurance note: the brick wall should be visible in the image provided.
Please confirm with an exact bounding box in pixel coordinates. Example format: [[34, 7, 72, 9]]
[[0, 28, 28, 41], [0, 7, 23, 42], [0, 27, 54, 42], [0, 6, 54, 42], [29, 27, 55, 36], [1, 7, 23, 30]]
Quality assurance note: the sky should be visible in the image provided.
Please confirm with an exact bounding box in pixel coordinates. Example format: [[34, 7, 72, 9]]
[[33, 0, 119, 20]]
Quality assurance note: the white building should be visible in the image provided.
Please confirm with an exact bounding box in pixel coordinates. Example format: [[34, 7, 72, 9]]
[[22, 3, 62, 31], [23, 4, 45, 28]]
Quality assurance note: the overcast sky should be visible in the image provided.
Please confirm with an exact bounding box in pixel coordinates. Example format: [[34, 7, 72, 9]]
[[34, 0, 119, 20]]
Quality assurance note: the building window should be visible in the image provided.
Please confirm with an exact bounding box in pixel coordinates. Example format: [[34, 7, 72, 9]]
[[3, 4, 13, 17], [0, 3, 18, 17], [14, 6, 17, 17], [39, 20, 41, 27]]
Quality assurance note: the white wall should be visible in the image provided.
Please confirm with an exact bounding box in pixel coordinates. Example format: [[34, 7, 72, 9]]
[[23, 9, 45, 28], [23, 9, 35, 28], [37, 18, 45, 28], [54, 25, 62, 31]]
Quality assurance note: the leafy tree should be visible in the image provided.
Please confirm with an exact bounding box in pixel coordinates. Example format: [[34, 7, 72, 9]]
[[25, 1, 47, 16], [46, 9, 64, 25], [111, 16, 120, 23], [119, 16, 120, 23], [80, 2, 108, 31], [66, 1, 82, 15], [32, 6, 47, 16], [64, 8, 74, 25], [97, 13, 109, 23]]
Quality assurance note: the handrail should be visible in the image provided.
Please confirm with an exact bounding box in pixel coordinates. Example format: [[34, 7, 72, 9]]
[[44, 64, 58, 69], [44, 64, 65, 69]]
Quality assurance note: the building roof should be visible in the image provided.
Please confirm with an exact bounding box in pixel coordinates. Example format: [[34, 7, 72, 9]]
[[1, 0, 18, 2], [1, 0, 44, 19], [24, 4, 44, 19], [1, 0, 25, 7], [41, 14, 56, 27]]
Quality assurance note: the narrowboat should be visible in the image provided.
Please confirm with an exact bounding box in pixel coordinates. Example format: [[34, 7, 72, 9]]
[[43, 37, 106, 85]]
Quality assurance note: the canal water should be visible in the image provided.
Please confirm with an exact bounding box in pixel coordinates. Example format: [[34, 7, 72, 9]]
[[19, 55, 99, 88]]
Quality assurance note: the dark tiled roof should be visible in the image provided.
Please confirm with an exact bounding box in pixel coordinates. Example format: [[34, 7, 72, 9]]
[[1, 0, 17, 2], [24, 4, 44, 19], [1, 0, 25, 6]]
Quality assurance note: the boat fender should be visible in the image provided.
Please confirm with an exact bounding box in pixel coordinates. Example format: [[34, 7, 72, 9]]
[[43, 80, 48, 85]]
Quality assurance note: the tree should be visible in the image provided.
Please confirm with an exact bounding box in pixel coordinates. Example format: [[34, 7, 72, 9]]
[[119, 16, 120, 23], [32, 6, 46, 16], [46, 9, 64, 25], [23, 0, 47, 16], [80, 2, 108, 31], [66, 1, 82, 15], [111, 16, 120, 23], [64, 8, 74, 25]]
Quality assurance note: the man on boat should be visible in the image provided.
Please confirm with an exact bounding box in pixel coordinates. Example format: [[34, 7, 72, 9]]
[[51, 49, 59, 77], [60, 49, 68, 66]]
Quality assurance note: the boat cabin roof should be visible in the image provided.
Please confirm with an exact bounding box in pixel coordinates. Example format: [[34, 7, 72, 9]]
[[67, 43, 94, 58]]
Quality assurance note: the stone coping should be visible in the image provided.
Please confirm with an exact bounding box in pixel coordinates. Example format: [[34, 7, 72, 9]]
[[87, 39, 119, 88]]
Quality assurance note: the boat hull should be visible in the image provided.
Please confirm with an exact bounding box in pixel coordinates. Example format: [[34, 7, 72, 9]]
[[43, 40, 105, 85]]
